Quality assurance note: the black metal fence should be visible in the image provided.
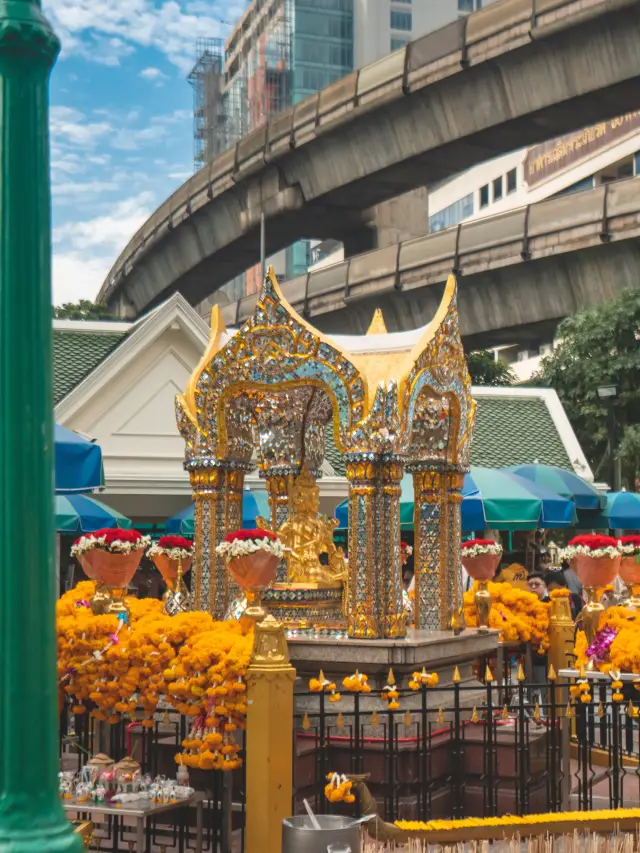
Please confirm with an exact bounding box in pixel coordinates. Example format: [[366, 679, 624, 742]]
[[59, 673, 640, 851], [293, 676, 640, 824]]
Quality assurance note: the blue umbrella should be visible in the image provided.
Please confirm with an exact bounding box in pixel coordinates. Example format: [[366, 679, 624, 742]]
[[54, 424, 104, 494], [335, 467, 575, 532], [166, 489, 271, 535], [588, 491, 640, 530], [507, 463, 603, 511], [55, 494, 131, 533]]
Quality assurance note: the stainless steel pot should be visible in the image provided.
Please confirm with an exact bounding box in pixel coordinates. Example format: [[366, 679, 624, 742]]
[[282, 815, 361, 853]]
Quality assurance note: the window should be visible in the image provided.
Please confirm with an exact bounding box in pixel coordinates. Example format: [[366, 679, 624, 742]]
[[390, 37, 408, 51], [493, 176, 503, 201], [506, 168, 517, 194], [390, 10, 412, 30], [458, 0, 473, 11], [429, 193, 474, 232], [479, 184, 489, 208]]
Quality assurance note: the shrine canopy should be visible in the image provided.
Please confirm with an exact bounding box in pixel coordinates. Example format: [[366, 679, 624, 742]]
[[175, 267, 475, 477]]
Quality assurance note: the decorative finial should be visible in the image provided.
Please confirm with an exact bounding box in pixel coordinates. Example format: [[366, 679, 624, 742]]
[[452, 666, 461, 684], [366, 308, 388, 336], [485, 665, 495, 684]]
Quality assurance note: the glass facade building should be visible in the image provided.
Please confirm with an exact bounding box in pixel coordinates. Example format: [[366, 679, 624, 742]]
[[289, 0, 355, 277]]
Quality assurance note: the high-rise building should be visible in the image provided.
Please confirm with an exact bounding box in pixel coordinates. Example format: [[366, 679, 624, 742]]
[[193, 0, 495, 306]]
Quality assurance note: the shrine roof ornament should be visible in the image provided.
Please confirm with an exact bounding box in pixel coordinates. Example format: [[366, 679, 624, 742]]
[[176, 267, 474, 470]]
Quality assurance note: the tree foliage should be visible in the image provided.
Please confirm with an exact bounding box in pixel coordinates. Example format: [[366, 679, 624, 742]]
[[466, 350, 515, 387], [53, 300, 114, 321], [535, 288, 640, 487]]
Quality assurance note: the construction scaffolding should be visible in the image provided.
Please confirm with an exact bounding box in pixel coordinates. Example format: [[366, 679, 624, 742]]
[[187, 38, 227, 173]]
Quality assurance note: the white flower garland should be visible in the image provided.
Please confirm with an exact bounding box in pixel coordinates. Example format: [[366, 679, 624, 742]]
[[216, 536, 285, 563], [617, 542, 640, 557], [560, 544, 620, 561], [401, 544, 413, 556], [461, 542, 503, 558], [147, 543, 193, 561], [71, 534, 151, 559]]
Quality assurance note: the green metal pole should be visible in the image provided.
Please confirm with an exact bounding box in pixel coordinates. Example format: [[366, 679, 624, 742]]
[[0, 1, 82, 851]]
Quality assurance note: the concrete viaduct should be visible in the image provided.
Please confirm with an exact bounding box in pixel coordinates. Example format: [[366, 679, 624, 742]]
[[217, 175, 640, 350], [99, 0, 640, 317]]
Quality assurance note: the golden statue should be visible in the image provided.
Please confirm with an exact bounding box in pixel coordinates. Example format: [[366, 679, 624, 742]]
[[258, 470, 347, 586]]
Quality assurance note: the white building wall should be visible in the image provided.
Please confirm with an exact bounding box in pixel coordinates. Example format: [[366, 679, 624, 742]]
[[354, 0, 492, 68], [428, 131, 640, 228]]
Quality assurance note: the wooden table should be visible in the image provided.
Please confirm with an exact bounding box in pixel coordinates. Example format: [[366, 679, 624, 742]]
[[63, 792, 204, 852]]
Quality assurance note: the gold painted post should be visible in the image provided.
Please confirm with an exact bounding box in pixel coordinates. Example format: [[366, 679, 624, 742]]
[[549, 593, 575, 707], [246, 615, 296, 853]]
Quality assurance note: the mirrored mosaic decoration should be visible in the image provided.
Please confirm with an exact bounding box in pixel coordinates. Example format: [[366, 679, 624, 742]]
[[176, 269, 475, 637]]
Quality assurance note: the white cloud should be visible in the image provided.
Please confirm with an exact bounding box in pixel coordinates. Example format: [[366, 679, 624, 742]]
[[50, 105, 112, 147], [53, 179, 121, 199], [140, 66, 167, 81], [52, 252, 113, 303], [44, 0, 239, 72], [52, 192, 155, 303]]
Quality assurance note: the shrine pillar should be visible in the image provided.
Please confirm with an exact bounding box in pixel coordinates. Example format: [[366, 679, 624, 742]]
[[264, 469, 297, 583], [444, 470, 465, 626], [412, 468, 446, 630], [189, 462, 249, 618], [346, 457, 406, 639], [412, 467, 465, 631]]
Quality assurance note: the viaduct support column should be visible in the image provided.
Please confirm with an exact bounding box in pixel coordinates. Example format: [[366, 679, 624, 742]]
[[0, 1, 82, 851]]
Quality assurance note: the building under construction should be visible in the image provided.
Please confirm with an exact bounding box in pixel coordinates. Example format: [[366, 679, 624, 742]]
[[189, 0, 354, 297], [188, 2, 293, 174]]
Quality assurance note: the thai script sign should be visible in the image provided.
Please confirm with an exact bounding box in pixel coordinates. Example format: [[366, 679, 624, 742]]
[[524, 111, 640, 187]]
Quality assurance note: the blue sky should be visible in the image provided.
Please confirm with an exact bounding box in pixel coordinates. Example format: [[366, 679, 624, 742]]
[[45, 0, 246, 305]]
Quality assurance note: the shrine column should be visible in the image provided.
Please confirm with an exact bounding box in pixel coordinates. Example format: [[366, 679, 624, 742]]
[[190, 462, 248, 618], [346, 458, 406, 639], [264, 469, 297, 582], [443, 470, 465, 625], [412, 468, 447, 630], [378, 460, 406, 639]]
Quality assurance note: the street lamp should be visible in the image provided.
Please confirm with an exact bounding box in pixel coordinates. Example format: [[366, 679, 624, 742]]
[[597, 384, 620, 491], [0, 2, 82, 851]]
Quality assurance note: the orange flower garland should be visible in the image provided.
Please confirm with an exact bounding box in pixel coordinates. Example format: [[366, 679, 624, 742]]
[[325, 772, 355, 804], [575, 607, 640, 675], [463, 581, 550, 651], [57, 581, 253, 771]]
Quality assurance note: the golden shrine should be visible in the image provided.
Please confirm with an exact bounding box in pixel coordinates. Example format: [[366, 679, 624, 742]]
[[176, 268, 475, 640]]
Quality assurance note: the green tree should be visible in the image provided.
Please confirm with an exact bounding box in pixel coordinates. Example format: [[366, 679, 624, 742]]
[[535, 288, 640, 488], [53, 299, 114, 320], [466, 350, 515, 386]]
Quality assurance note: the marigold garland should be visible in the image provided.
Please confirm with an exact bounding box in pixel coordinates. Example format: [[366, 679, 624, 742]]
[[464, 581, 550, 650], [395, 808, 640, 832], [575, 608, 640, 675], [57, 581, 252, 771], [325, 772, 355, 804], [408, 669, 438, 690], [342, 671, 372, 693]]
